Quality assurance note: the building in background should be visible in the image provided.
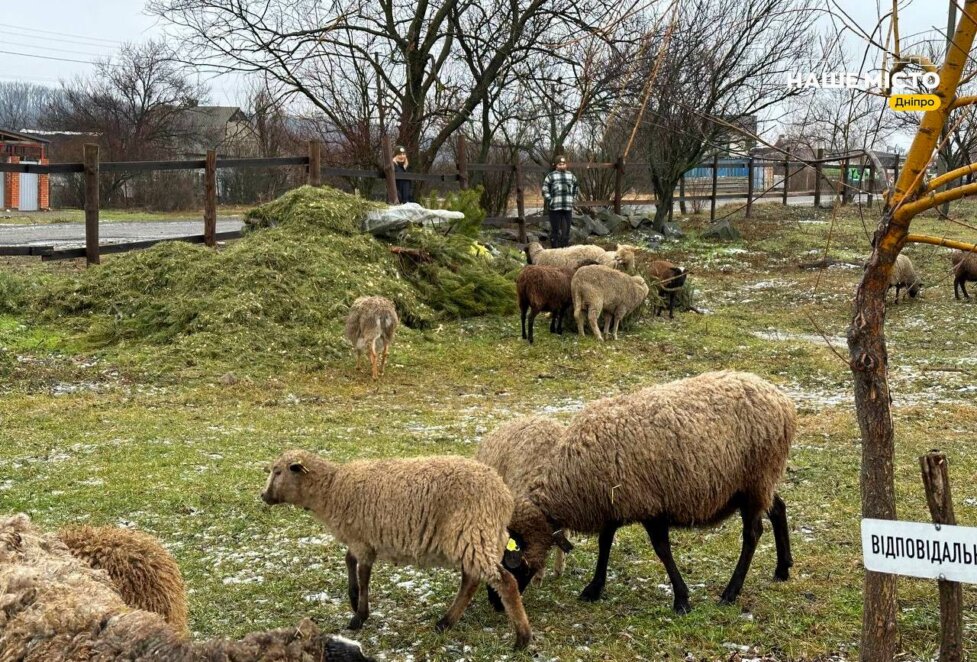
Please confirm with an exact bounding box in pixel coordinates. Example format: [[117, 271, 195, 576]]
[[0, 128, 50, 211]]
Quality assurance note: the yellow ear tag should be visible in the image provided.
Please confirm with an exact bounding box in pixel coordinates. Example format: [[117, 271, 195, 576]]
[[506, 538, 520, 552]]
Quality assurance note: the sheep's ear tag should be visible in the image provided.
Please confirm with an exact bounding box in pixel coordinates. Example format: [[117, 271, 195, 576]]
[[506, 538, 520, 552], [289, 462, 308, 474]]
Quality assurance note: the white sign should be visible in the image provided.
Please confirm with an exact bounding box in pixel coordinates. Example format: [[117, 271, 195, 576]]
[[862, 518, 977, 584]]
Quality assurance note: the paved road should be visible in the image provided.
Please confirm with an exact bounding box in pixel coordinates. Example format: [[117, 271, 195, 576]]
[[0, 218, 244, 248]]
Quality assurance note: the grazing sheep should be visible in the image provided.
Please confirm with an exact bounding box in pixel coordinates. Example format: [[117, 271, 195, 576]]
[[344, 296, 399, 380], [57, 524, 189, 637], [0, 513, 374, 662], [475, 415, 572, 594], [261, 451, 532, 650], [517, 260, 598, 344], [951, 250, 977, 300], [525, 241, 636, 273], [571, 264, 649, 341], [505, 371, 796, 613], [644, 259, 687, 319], [888, 253, 922, 304]]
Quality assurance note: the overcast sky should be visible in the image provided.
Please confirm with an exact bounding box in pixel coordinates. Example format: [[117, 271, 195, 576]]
[[0, 0, 958, 134]]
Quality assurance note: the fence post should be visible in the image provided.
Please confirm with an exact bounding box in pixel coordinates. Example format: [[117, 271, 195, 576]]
[[679, 173, 687, 214], [83, 144, 100, 266], [456, 134, 469, 190], [381, 135, 398, 204], [613, 156, 624, 215], [920, 452, 963, 662], [710, 153, 719, 222], [814, 147, 823, 209], [782, 152, 789, 206], [841, 157, 850, 205], [746, 157, 754, 219], [204, 149, 217, 248], [307, 140, 321, 187], [515, 161, 527, 244], [867, 163, 874, 208]]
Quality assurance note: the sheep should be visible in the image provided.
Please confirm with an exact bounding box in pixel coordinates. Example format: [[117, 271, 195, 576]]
[[516, 260, 599, 344], [644, 259, 687, 319], [951, 249, 977, 300], [344, 296, 398, 380], [888, 253, 922, 304], [525, 241, 636, 274], [56, 524, 189, 637], [504, 371, 796, 614], [571, 264, 649, 341], [474, 416, 572, 598], [261, 451, 533, 649], [0, 513, 374, 662]]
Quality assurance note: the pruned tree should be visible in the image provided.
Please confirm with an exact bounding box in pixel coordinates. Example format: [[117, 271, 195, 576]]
[[0, 82, 57, 130]]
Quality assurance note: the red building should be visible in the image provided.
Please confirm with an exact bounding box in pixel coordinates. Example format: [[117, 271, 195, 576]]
[[1, 128, 50, 211]]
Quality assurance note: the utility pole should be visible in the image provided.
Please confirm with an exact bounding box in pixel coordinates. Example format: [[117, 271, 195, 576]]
[[939, 1, 958, 215]]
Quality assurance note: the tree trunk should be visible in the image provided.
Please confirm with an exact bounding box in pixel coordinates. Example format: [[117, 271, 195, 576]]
[[651, 176, 677, 226]]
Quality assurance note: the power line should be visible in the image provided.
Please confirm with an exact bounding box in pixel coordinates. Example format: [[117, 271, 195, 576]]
[[0, 49, 97, 65], [2, 38, 114, 59], [1, 32, 125, 51], [0, 22, 122, 45]]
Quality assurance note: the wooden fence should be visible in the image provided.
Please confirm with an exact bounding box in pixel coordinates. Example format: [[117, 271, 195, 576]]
[[0, 134, 898, 265]]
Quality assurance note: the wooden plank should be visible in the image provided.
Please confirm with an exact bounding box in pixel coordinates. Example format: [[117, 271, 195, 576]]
[[204, 149, 217, 247], [84, 144, 100, 266], [320, 166, 384, 179], [782, 153, 790, 206], [515, 163, 526, 243], [42, 231, 243, 261], [710, 154, 719, 221], [0, 245, 54, 256], [307, 140, 321, 186], [0, 162, 84, 174], [381, 136, 397, 204], [613, 156, 624, 215], [814, 148, 824, 208], [746, 157, 754, 218], [920, 452, 963, 662]]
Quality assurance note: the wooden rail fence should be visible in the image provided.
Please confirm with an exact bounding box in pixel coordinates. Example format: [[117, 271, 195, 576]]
[[0, 135, 896, 266]]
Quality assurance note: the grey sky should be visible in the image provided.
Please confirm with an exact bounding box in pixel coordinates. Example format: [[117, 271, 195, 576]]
[[0, 0, 960, 133]]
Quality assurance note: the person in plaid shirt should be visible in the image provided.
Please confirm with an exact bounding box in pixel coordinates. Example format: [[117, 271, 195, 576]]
[[541, 155, 578, 248]]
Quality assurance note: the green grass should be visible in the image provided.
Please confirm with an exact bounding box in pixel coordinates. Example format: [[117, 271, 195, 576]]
[[0, 206, 251, 225], [2, 199, 977, 660]]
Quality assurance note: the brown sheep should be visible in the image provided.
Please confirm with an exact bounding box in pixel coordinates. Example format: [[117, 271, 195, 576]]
[[0, 513, 374, 662], [344, 296, 398, 380], [57, 524, 189, 637], [644, 259, 688, 319], [951, 250, 977, 300], [262, 451, 532, 649], [505, 371, 796, 613], [517, 260, 599, 343]]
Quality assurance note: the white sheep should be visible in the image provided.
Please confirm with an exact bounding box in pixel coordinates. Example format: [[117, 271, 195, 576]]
[[0, 513, 373, 662], [344, 296, 398, 380], [888, 253, 922, 304], [571, 264, 649, 340], [504, 371, 796, 613], [261, 451, 533, 649], [525, 241, 636, 273]]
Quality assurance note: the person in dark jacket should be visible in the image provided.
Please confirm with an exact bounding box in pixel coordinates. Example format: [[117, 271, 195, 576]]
[[541, 155, 578, 248], [393, 145, 413, 204]]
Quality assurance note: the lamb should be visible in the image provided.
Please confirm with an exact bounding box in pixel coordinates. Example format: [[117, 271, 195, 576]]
[[504, 371, 796, 614], [57, 524, 189, 637], [888, 253, 922, 304], [261, 451, 533, 649], [474, 416, 573, 592], [644, 259, 687, 319], [516, 260, 598, 343], [344, 296, 398, 380], [951, 249, 977, 300], [525, 241, 636, 274], [571, 264, 649, 341], [0, 513, 374, 662]]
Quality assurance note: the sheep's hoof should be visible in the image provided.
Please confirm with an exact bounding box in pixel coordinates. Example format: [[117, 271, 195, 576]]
[[435, 617, 453, 633], [347, 614, 366, 630], [773, 567, 791, 581], [514, 631, 533, 650], [718, 594, 738, 607], [578, 584, 604, 602], [673, 599, 692, 614]]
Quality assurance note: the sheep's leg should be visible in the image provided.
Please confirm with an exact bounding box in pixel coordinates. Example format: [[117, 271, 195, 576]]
[[486, 585, 505, 612], [354, 350, 361, 372], [436, 572, 480, 632], [345, 550, 359, 611], [487, 565, 532, 649], [643, 518, 691, 614], [552, 546, 566, 577], [520, 303, 529, 339], [719, 505, 764, 605], [612, 306, 626, 340], [348, 561, 373, 629], [668, 292, 676, 319], [587, 308, 603, 342], [527, 309, 538, 345], [368, 338, 379, 381], [767, 493, 793, 581], [894, 284, 901, 304], [579, 521, 620, 601], [575, 303, 586, 337], [379, 343, 390, 376]]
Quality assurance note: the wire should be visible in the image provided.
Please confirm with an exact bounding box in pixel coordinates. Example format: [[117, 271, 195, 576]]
[[0, 49, 97, 65], [1, 38, 113, 59], [0, 22, 122, 45]]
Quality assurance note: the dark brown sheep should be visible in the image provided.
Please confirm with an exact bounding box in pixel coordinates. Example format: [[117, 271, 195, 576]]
[[516, 265, 575, 343], [951, 250, 977, 300], [645, 259, 687, 319]]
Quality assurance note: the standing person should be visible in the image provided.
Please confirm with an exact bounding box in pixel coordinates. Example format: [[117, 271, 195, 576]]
[[541, 155, 578, 248], [393, 145, 413, 204]]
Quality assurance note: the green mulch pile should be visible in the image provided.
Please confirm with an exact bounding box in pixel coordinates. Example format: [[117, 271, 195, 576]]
[[30, 186, 517, 370]]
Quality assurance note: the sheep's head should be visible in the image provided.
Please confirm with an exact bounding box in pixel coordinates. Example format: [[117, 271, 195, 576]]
[[908, 278, 923, 298], [613, 246, 636, 273], [525, 242, 543, 264], [502, 497, 573, 593], [262, 449, 317, 507]]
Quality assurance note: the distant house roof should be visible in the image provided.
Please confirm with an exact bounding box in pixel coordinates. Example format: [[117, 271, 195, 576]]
[[0, 128, 51, 143], [178, 106, 248, 132]]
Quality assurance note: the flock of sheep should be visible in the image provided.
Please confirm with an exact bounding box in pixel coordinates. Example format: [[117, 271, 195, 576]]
[[886, 250, 977, 304]]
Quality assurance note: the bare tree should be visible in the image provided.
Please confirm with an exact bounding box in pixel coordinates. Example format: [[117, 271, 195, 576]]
[[0, 82, 57, 130]]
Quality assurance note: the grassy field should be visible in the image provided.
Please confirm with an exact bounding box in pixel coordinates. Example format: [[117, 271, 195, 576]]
[[1, 199, 976, 661], [0, 206, 249, 225]]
